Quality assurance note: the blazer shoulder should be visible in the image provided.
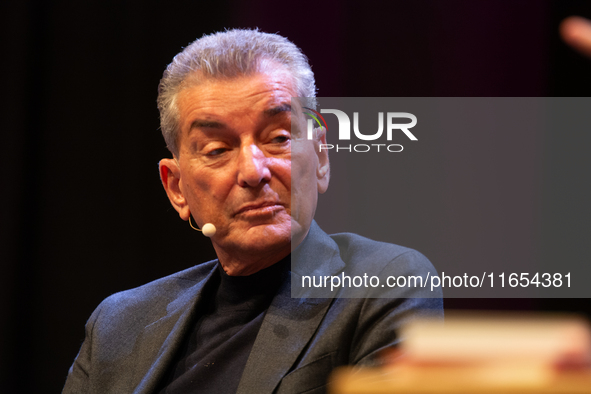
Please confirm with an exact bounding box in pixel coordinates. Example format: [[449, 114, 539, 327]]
[[329, 232, 434, 273], [328, 231, 442, 304], [330, 232, 413, 258], [92, 260, 217, 326]]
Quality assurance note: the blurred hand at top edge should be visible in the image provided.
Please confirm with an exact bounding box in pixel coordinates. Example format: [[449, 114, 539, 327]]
[[561, 16, 591, 58]]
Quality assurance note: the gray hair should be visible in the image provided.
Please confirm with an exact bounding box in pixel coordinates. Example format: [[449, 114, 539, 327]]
[[157, 29, 317, 156]]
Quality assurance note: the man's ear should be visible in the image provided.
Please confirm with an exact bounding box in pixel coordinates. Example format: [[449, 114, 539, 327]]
[[315, 127, 330, 194], [159, 158, 190, 220]]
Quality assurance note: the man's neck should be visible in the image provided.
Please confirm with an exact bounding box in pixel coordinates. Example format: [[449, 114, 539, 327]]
[[214, 246, 291, 276]]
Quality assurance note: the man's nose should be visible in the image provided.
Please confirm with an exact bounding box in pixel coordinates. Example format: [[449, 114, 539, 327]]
[[237, 144, 271, 187]]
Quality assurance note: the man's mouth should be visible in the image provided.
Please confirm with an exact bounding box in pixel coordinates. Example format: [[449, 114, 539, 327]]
[[234, 200, 284, 216]]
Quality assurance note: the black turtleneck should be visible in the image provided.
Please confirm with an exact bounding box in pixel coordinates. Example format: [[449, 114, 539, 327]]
[[157, 256, 290, 393]]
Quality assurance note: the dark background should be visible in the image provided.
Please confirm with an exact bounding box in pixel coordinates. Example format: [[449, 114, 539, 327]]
[[2, 0, 591, 392]]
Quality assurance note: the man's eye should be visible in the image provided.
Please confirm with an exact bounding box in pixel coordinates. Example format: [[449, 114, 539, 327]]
[[271, 135, 290, 144], [206, 148, 228, 157]]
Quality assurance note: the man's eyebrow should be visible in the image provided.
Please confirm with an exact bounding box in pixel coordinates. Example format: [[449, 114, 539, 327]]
[[189, 104, 290, 131], [190, 119, 225, 129], [264, 104, 291, 117]]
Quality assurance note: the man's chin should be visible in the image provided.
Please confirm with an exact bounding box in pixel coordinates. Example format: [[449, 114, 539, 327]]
[[224, 222, 292, 253], [246, 222, 291, 244]]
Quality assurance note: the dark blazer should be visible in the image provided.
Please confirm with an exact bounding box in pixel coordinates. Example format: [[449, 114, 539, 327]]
[[63, 221, 442, 394]]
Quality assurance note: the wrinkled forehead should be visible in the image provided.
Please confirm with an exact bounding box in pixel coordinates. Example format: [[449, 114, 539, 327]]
[[176, 65, 304, 133]]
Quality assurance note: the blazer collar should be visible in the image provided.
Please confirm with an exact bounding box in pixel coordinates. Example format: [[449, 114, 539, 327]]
[[290, 220, 345, 298], [132, 264, 218, 394], [237, 220, 344, 393], [292, 220, 345, 277]]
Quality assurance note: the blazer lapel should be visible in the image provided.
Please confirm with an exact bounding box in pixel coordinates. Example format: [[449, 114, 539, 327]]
[[237, 221, 344, 394], [132, 264, 218, 394]]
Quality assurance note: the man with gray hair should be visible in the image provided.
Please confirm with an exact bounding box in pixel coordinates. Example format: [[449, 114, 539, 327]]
[[63, 29, 441, 394]]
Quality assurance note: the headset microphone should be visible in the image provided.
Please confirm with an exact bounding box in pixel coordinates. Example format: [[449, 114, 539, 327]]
[[189, 216, 217, 237], [200, 223, 216, 237]]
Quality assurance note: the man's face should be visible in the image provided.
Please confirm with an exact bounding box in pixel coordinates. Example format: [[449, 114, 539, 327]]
[[159, 65, 329, 275]]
